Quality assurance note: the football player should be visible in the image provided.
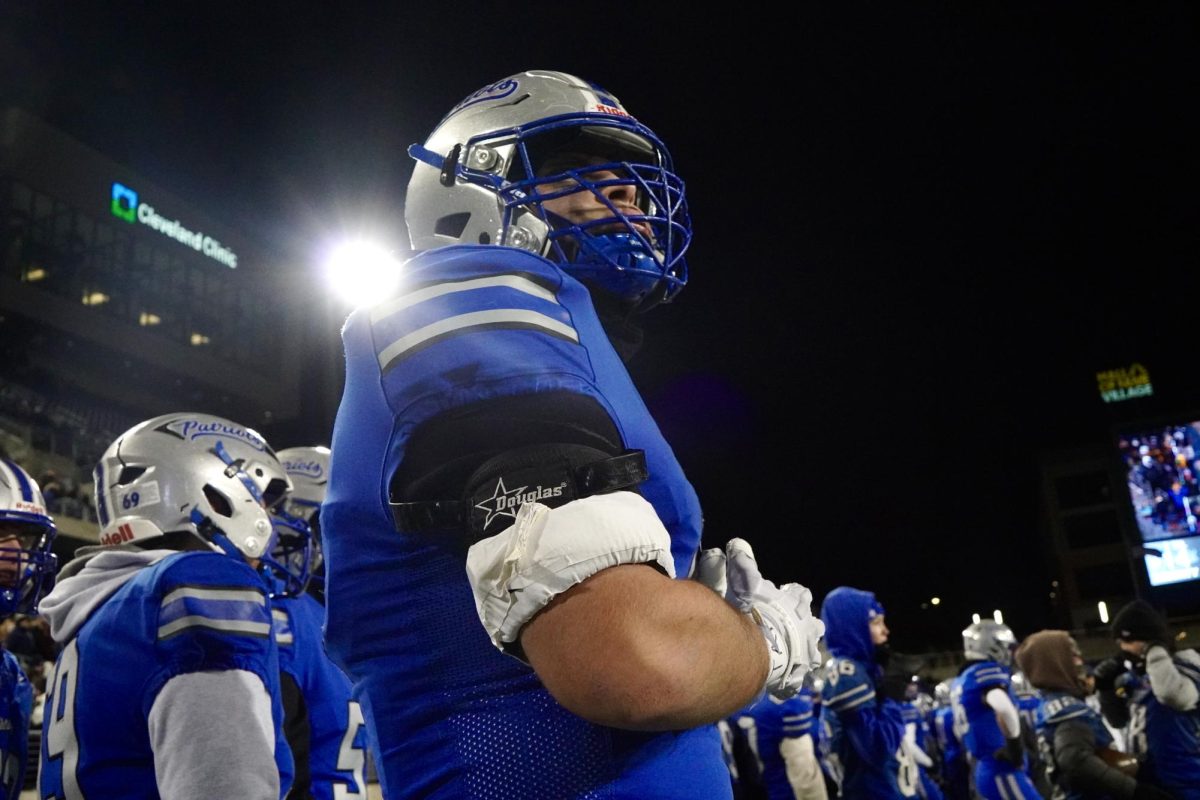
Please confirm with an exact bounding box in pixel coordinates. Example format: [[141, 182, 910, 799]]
[[321, 69, 824, 798], [0, 459, 56, 799], [950, 621, 1039, 799], [272, 445, 368, 800], [818, 587, 911, 799], [1015, 629, 1173, 800], [734, 680, 829, 799], [37, 413, 294, 799]]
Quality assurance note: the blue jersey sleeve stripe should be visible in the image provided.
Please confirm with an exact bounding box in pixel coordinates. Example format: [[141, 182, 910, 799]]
[[157, 616, 273, 640], [161, 586, 267, 606], [369, 273, 559, 325], [159, 597, 270, 629], [828, 683, 874, 708], [378, 310, 580, 373], [835, 692, 876, 711], [1046, 707, 1090, 723]]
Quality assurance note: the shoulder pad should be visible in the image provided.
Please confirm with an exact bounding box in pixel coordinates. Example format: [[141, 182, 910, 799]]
[[822, 658, 876, 712], [1040, 694, 1090, 725]]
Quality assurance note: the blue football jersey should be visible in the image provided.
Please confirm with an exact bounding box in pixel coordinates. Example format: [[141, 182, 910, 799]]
[[38, 552, 292, 799], [1034, 691, 1114, 800], [735, 690, 817, 799], [273, 593, 368, 800], [0, 650, 31, 800], [932, 705, 969, 800], [323, 245, 722, 799], [821, 657, 911, 799], [1123, 652, 1200, 800], [952, 662, 1016, 762]]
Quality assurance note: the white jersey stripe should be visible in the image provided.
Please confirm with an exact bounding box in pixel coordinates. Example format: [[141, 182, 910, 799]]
[[377, 309, 579, 369], [161, 586, 266, 607], [157, 616, 272, 639], [370, 274, 558, 324]]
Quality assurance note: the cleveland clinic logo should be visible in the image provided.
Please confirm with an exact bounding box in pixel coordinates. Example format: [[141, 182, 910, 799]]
[[109, 181, 239, 268]]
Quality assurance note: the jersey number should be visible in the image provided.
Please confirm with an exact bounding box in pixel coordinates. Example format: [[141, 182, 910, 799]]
[[332, 701, 366, 800], [41, 639, 82, 800]]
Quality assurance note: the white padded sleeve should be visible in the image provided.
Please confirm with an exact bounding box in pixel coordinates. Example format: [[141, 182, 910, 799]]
[[465, 490, 676, 652], [985, 686, 1022, 738]]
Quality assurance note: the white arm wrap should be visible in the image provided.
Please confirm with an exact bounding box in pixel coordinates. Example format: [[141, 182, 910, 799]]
[[465, 490, 676, 653], [985, 686, 1022, 738]]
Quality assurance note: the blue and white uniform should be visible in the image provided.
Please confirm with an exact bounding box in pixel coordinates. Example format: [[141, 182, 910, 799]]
[[932, 703, 968, 800], [735, 688, 826, 799], [37, 549, 292, 799], [273, 592, 367, 800], [1033, 692, 1117, 800], [819, 588, 909, 799], [1123, 647, 1200, 800], [952, 662, 1039, 799], [323, 246, 720, 799], [0, 650, 31, 800]]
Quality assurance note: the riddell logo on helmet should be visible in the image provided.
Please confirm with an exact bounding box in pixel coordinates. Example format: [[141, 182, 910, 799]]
[[13, 501, 44, 515], [594, 104, 632, 118], [101, 523, 136, 546]]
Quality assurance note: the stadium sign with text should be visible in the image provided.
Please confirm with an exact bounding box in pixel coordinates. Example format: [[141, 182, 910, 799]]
[[1096, 363, 1153, 403], [110, 182, 238, 268]]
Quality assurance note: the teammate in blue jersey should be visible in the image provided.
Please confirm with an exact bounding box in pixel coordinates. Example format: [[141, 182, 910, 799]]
[[931, 680, 970, 800], [734, 684, 829, 799], [951, 621, 1039, 799], [273, 446, 368, 800], [819, 587, 912, 799], [1092, 600, 1200, 799], [1015, 629, 1173, 800], [0, 459, 57, 799], [37, 413, 295, 800], [322, 69, 825, 799]]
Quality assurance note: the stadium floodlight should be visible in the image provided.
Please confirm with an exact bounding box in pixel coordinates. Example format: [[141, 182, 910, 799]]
[[930, 597, 941, 606], [324, 240, 401, 307], [1098, 601, 1109, 624]]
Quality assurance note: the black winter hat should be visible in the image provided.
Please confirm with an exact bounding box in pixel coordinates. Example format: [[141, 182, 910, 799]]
[[1111, 599, 1172, 645]]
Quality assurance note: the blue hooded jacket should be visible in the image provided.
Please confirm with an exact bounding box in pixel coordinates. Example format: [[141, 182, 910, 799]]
[[819, 587, 909, 799], [821, 586, 885, 669]]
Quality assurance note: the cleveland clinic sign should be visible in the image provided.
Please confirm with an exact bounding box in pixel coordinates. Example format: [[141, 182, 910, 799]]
[[110, 182, 238, 268]]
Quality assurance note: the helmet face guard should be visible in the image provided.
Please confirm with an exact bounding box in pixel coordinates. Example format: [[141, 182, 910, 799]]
[[407, 71, 692, 311], [263, 509, 313, 599], [0, 459, 58, 614]]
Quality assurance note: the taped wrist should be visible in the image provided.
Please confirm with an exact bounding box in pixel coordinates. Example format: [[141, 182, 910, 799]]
[[465, 491, 675, 659], [750, 591, 823, 698]]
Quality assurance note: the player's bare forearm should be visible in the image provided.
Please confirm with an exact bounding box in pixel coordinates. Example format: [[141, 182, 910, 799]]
[[521, 563, 769, 731]]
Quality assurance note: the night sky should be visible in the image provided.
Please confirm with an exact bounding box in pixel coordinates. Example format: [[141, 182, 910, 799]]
[[3, 3, 1199, 650]]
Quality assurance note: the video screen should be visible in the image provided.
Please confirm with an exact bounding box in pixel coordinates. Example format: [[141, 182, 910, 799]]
[[1142, 535, 1200, 587], [1117, 423, 1200, 543]]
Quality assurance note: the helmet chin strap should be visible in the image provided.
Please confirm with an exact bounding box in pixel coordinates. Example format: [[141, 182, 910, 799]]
[[189, 508, 243, 560]]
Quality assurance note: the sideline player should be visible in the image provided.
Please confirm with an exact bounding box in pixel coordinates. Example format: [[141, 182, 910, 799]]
[[322, 69, 824, 798], [0, 459, 56, 798], [273, 445, 368, 800], [818, 587, 910, 799], [951, 621, 1039, 799], [36, 413, 294, 799]]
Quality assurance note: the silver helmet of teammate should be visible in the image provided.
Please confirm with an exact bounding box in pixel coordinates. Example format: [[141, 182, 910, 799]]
[[93, 413, 292, 560], [0, 459, 58, 613], [963, 620, 1018, 666], [276, 446, 330, 524], [405, 69, 691, 310], [933, 679, 953, 707]]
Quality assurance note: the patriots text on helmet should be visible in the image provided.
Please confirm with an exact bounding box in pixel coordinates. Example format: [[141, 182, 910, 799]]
[[451, 79, 519, 114], [284, 460, 325, 479], [165, 419, 268, 450]]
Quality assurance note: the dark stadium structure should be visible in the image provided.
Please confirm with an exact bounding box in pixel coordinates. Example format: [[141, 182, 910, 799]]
[[0, 106, 340, 555]]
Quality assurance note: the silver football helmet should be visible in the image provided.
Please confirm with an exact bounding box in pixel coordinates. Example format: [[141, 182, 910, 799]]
[[93, 413, 292, 560], [933, 679, 953, 707], [963, 620, 1018, 666], [406, 69, 691, 310], [0, 459, 58, 613], [276, 446, 330, 524]]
